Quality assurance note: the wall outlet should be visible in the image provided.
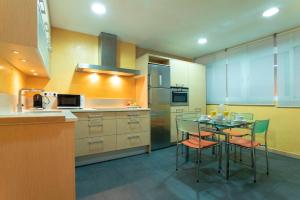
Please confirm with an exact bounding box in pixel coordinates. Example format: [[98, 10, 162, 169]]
[[42, 92, 57, 97]]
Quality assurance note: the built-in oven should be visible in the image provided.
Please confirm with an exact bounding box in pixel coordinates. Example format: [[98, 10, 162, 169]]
[[57, 94, 85, 109], [170, 86, 189, 106]]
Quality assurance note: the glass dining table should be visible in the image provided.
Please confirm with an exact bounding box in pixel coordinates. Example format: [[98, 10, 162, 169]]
[[180, 116, 254, 180]]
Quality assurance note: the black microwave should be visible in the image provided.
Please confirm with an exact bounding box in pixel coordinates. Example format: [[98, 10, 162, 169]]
[[57, 94, 85, 109], [171, 87, 189, 106]]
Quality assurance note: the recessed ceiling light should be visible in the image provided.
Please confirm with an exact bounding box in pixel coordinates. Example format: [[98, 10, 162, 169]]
[[29, 69, 35, 72], [263, 7, 279, 17], [12, 50, 20, 54], [20, 59, 26, 62], [198, 38, 207, 45], [91, 3, 106, 15], [33, 72, 38, 76], [0, 65, 4, 69]]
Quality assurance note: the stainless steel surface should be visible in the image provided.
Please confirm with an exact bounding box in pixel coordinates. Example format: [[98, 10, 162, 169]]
[[76, 32, 141, 76], [76, 63, 141, 76], [17, 88, 45, 112], [171, 86, 189, 106], [148, 63, 171, 150]]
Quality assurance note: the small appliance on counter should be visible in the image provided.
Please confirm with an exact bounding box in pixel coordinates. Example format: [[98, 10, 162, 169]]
[[33, 94, 43, 109], [57, 94, 85, 109]]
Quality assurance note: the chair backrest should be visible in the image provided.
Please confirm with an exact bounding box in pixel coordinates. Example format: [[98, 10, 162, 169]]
[[252, 120, 269, 135], [231, 112, 254, 121], [175, 114, 202, 141]]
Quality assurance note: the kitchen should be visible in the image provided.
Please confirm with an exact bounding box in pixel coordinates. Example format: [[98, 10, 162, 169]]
[[1, 0, 300, 200]]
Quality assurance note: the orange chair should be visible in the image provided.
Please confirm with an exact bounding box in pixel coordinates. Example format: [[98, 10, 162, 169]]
[[175, 116, 220, 182], [229, 120, 270, 182], [223, 112, 254, 161]]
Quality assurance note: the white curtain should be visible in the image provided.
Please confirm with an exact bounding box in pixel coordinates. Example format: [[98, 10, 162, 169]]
[[196, 51, 227, 104], [227, 37, 274, 105], [277, 29, 300, 107]]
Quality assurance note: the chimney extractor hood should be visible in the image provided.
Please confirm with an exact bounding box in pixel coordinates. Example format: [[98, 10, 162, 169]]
[[76, 32, 140, 76]]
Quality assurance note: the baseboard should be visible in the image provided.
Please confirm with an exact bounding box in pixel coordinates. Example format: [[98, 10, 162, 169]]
[[257, 146, 300, 159], [75, 146, 149, 167]]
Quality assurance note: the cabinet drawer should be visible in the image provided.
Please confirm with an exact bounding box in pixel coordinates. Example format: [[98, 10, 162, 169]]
[[75, 120, 89, 139], [171, 106, 189, 113], [73, 112, 116, 120], [117, 132, 150, 150], [116, 111, 149, 119], [75, 135, 117, 156], [117, 117, 150, 134], [89, 119, 116, 136]]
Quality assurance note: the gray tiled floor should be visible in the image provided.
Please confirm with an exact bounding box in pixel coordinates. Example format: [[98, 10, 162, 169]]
[[76, 146, 300, 200]]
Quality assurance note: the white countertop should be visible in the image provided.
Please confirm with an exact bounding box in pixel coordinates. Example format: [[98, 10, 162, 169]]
[[0, 110, 78, 122], [69, 107, 151, 112], [0, 107, 150, 123]]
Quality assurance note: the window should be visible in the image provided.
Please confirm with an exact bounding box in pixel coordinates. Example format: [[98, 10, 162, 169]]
[[196, 51, 226, 104], [277, 29, 300, 107], [227, 38, 274, 105]]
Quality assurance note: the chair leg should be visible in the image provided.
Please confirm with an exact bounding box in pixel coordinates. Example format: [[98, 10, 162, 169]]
[[218, 143, 222, 173], [240, 147, 243, 162], [234, 145, 237, 163], [196, 148, 200, 182], [176, 143, 179, 171], [266, 145, 269, 175], [253, 147, 257, 183]]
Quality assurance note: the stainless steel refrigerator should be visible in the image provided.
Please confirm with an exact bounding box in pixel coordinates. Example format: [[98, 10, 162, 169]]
[[148, 63, 171, 150]]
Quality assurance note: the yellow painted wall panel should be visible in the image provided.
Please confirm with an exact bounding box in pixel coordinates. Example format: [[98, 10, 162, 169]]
[[117, 41, 136, 69], [207, 105, 300, 156], [26, 28, 137, 98], [0, 58, 26, 95]]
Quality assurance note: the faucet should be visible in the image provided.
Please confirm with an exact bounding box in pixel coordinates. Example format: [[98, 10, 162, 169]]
[[17, 88, 45, 112]]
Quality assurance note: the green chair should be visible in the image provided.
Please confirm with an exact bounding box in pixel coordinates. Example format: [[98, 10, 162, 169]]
[[229, 119, 270, 182]]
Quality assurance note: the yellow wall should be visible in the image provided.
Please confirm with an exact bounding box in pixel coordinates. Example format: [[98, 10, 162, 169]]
[[207, 105, 300, 157], [0, 58, 26, 95], [26, 27, 137, 99]]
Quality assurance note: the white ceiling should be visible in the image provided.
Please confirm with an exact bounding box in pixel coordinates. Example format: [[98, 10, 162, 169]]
[[49, 0, 300, 59]]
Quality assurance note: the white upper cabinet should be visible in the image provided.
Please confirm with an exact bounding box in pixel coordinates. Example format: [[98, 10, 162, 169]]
[[188, 63, 206, 113], [170, 59, 189, 87], [0, 0, 51, 77]]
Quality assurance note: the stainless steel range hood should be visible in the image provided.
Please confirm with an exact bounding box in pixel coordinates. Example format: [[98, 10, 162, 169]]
[[76, 32, 140, 76]]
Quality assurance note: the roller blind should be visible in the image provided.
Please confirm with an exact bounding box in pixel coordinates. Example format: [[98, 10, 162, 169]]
[[277, 29, 300, 107], [227, 37, 274, 105], [196, 51, 227, 104]]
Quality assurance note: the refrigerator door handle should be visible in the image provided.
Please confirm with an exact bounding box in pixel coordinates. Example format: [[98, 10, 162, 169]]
[[149, 89, 152, 105], [159, 74, 162, 86]]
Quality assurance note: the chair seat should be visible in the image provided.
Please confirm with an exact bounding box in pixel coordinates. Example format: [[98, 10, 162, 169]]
[[181, 138, 217, 149], [229, 137, 260, 148], [223, 129, 249, 137], [190, 131, 214, 137]]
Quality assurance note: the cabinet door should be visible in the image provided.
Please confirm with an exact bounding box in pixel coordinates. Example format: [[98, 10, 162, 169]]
[[170, 59, 189, 87], [75, 120, 89, 139], [188, 63, 206, 113], [170, 112, 183, 143]]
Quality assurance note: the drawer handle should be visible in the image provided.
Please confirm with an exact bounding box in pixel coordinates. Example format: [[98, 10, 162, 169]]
[[128, 121, 140, 124], [127, 114, 140, 117], [89, 124, 103, 127], [88, 140, 103, 144], [88, 114, 103, 118], [128, 135, 140, 139]]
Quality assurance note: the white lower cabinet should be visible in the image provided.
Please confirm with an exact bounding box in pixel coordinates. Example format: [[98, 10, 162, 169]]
[[74, 111, 150, 157], [170, 106, 189, 143], [75, 135, 117, 156], [117, 132, 150, 150]]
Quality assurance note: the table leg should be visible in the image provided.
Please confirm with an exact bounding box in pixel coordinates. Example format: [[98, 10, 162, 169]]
[[185, 132, 189, 162], [226, 134, 230, 180]]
